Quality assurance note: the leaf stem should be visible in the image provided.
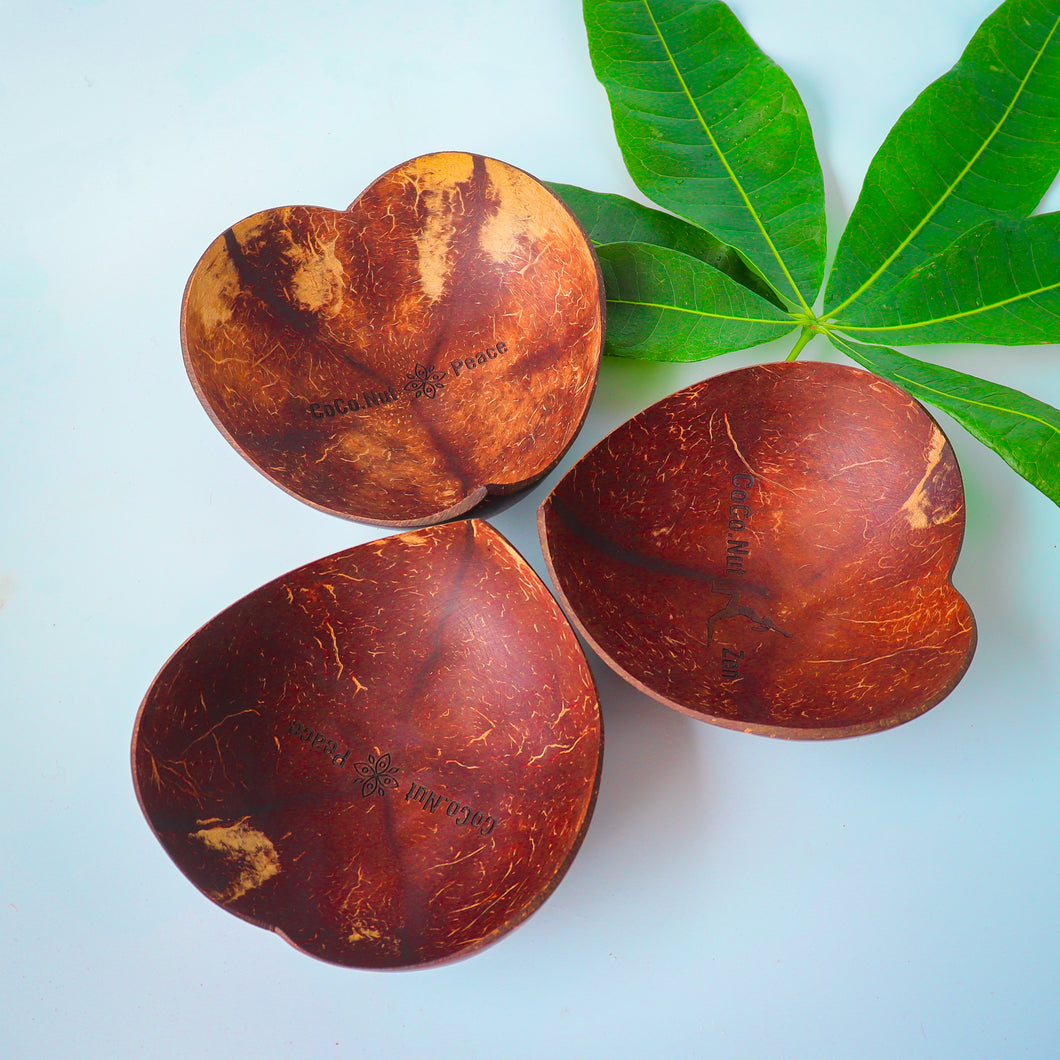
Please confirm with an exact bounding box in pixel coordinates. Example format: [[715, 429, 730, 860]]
[[786, 326, 816, 361]]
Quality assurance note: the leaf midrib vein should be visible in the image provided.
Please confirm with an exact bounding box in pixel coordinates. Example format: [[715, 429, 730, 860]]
[[639, 0, 810, 311], [609, 295, 790, 326], [837, 276, 1060, 333], [826, 9, 1060, 319], [832, 336, 1060, 439], [892, 375, 1060, 438]]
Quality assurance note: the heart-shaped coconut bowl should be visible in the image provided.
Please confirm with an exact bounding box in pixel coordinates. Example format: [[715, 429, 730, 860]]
[[180, 152, 604, 527], [539, 361, 977, 740], [131, 520, 602, 969]]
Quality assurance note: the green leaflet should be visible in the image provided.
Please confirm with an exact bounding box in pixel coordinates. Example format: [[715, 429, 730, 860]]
[[571, 0, 1060, 506], [582, 0, 827, 307], [597, 242, 794, 360], [826, 0, 1060, 318], [836, 213, 1060, 345], [829, 335, 1060, 505], [547, 182, 785, 307]]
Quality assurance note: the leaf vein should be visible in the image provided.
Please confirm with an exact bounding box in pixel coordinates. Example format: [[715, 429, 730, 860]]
[[891, 374, 1060, 437], [837, 276, 1060, 333], [639, 0, 810, 310], [608, 296, 790, 326], [827, 8, 1060, 317]]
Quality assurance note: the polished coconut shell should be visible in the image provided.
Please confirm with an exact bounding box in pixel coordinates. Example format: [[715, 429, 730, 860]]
[[181, 152, 604, 526], [132, 520, 602, 968], [539, 361, 976, 739]]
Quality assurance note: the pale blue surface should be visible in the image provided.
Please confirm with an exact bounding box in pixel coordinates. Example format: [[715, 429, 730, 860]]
[[3, 1, 1059, 1057]]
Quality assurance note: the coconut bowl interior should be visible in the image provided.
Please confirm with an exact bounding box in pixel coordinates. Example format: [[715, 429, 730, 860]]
[[539, 361, 976, 739], [181, 151, 604, 527], [132, 519, 602, 968]]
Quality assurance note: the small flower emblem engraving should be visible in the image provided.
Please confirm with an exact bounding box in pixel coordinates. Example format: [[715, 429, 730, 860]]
[[354, 752, 399, 798], [403, 363, 446, 400]]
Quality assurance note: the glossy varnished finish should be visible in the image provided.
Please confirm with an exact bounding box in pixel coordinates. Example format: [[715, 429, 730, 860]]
[[132, 520, 602, 968], [539, 361, 976, 739], [181, 152, 604, 526]]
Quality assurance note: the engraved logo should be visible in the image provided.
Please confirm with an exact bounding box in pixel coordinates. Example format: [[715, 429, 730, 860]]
[[405, 782, 497, 836], [284, 723, 499, 829], [711, 469, 793, 677], [288, 718, 350, 766], [308, 388, 397, 419], [353, 751, 400, 797], [308, 343, 512, 420], [403, 363, 447, 399], [707, 583, 793, 646]]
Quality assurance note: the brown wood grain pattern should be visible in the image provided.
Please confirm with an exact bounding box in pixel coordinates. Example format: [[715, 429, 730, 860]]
[[539, 361, 976, 739], [132, 520, 602, 968], [181, 152, 603, 526]]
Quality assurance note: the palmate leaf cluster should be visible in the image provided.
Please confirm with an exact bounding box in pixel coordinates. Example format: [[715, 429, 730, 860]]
[[552, 0, 1060, 505]]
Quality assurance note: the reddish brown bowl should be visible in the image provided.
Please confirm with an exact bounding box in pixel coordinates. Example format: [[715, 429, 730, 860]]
[[181, 151, 604, 527], [132, 520, 602, 968], [539, 361, 976, 739]]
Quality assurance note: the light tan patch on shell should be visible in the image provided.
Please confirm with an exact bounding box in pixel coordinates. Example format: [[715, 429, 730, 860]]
[[392, 529, 436, 549], [405, 154, 476, 303], [259, 209, 346, 317], [478, 158, 566, 267], [901, 425, 949, 530], [347, 922, 383, 943], [289, 234, 346, 316], [406, 151, 476, 192], [413, 195, 458, 302], [190, 816, 280, 903], [187, 240, 242, 332]]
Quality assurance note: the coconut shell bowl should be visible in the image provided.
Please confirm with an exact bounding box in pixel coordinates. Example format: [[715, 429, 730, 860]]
[[131, 520, 603, 968], [539, 361, 977, 739], [180, 151, 604, 527]]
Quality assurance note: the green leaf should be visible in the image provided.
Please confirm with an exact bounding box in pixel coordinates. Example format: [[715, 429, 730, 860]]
[[827, 0, 1060, 320], [566, 0, 1060, 510], [829, 334, 1060, 505], [597, 241, 795, 360], [835, 212, 1060, 345], [547, 181, 786, 307], [583, 0, 827, 308]]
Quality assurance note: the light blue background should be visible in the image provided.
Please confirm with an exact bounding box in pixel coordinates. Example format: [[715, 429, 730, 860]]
[[4, 1, 1059, 1056]]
